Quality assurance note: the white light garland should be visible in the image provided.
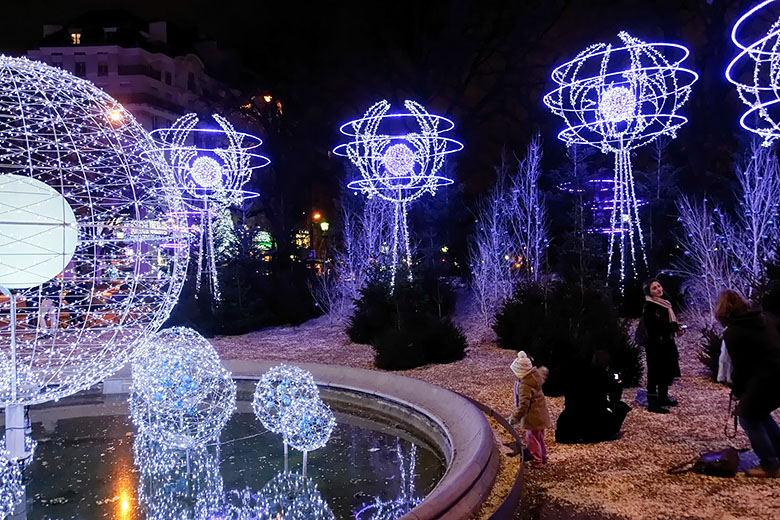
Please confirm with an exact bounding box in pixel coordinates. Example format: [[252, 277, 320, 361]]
[[130, 327, 236, 449], [543, 32, 697, 284], [0, 448, 23, 518], [150, 114, 270, 301], [252, 365, 319, 436], [333, 100, 462, 285], [726, 0, 780, 145], [133, 433, 224, 520], [260, 471, 335, 520], [0, 55, 188, 407]]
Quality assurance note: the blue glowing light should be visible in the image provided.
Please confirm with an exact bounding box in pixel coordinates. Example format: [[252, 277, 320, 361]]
[[726, 0, 780, 145], [333, 100, 463, 284], [544, 32, 698, 284]]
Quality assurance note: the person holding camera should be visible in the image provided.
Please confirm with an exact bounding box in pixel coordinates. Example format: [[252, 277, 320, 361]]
[[556, 350, 631, 443], [642, 279, 683, 414], [716, 290, 780, 478]]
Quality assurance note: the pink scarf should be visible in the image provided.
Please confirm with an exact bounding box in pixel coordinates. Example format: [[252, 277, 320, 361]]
[[645, 296, 677, 323]]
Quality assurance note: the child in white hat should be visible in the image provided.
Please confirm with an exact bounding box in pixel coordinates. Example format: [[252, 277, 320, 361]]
[[509, 351, 552, 468]]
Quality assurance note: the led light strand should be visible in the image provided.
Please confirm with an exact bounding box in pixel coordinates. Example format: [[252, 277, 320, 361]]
[[150, 114, 270, 301], [334, 100, 462, 286], [544, 32, 697, 285], [726, 0, 780, 145]]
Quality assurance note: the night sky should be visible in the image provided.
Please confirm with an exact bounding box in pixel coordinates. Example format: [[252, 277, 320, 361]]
[[0, 0, 767, 261]]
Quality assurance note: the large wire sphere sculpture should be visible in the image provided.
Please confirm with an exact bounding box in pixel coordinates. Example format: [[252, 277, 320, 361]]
[[543, 32, 697, 284], [252, 365, 319, 436], [333, 100, 462, 284], [133, 433, 224, 520], [0, 56, 188, 407], [726, 0, 780, 145], [261, 471, 335, 520], [149, 113, 270, 301], [281, 397, 336, 453], [130, 327, 236, 449]]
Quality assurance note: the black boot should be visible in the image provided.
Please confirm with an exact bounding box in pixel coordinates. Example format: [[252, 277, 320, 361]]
[[647, 390, 670, 414], [658, 385, 678, 407]]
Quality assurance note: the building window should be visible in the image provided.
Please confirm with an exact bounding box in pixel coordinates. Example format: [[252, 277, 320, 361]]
[[98, 62, 108, 76], [75, 62, 86, 77], [70, 32, 81, 45], [164, 71, 171, 85], [187, 72, 195, 91]]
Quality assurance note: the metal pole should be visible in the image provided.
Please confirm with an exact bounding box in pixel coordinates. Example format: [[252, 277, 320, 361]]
[[0, 286, 28, 461]]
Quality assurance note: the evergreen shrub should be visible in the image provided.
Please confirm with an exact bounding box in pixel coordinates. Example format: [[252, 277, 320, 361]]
[[347, 267, 466, 370], [493, 282, 642, 395]]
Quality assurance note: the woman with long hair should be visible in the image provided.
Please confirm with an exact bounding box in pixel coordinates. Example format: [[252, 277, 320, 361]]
[[642, 279, 682, 413], [716, 290, 780, 478]]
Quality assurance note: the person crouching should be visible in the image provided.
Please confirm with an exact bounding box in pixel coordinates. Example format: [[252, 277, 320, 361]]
[[508, 351, 552, 469]]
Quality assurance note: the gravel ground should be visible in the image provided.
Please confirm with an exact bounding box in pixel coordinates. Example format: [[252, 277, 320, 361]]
[[210, 301, 780, 520]]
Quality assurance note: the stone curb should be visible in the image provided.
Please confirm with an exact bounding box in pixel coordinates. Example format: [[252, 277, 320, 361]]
[[221, 360, 499, 520]]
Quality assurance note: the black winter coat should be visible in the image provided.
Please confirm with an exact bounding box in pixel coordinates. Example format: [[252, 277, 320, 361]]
[[642, 300, 681, 386], [723, 311, 780, 420]]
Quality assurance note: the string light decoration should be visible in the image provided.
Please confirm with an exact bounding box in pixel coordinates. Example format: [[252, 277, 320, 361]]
[[260, 471, 335, 520], [726, 0, 780, 145], [280, 397, 336, 454], [333, 100, 462, 285], [0, 447, 23, 518], [133, 433, 224, 520], [558, 178, 647, 234], [130, 327, 236, 449], [0, 56, 188, 410], [252, 365, 319, 436], [150, 114, 270, 300], [543, 32, 697, 283], [354, 442, 421, 520]]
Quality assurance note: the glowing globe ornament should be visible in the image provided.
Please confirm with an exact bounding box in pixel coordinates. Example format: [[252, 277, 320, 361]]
[[133, 433, 224, 520], [0, 55, 188, 413], [281, 397, 336, 453], [252, 365, 319, 436], [544, 32, 697, 284], [260, 471, 335, 520], [130, 327, 236, 449], [334, 100, 462, 285], [150, 114, 270, 301], [726, 0, 780, 145], [0, 448, 23, 518]]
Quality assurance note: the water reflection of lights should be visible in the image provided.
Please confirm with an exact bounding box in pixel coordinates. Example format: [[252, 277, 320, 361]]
[[0, 447, 23, 519], [354, 442, 421, 520]]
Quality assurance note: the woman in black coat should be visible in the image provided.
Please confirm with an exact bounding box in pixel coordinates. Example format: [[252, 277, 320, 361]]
[[716, 290, 780, 478], [642, 279, 681, 413]]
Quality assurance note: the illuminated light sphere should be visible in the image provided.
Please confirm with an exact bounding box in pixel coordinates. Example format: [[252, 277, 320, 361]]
[[281, 397, 336, 453], [221, 488, 270, 519], [133, 433, 224, 520], [0, 448, 23, 518], [130, 327, 236, 449], [598, 86, 636, 123], [333, 100, 463, 284], [190, 156, 224, 189], [0, 175, 78, 289], [726, 0, 780, 145], [252, 365, 319, 437], [543, 32, 697, 285], [382, 143, 417, 176], [261, 471, 335, 520], [149, 113, 270, 301], [0, 55, 188, 406]]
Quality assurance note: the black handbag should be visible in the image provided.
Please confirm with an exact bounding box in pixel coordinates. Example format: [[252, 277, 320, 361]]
[[668, 447, 743, 478]]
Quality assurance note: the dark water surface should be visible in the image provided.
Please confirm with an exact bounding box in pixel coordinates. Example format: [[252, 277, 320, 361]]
[[21, 382, 446, 519]]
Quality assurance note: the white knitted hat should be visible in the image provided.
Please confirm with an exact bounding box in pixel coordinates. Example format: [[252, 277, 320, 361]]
[[510, 351, 533, 379]]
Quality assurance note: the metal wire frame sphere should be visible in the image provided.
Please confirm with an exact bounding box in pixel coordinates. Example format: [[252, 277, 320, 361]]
[[543, 31, 698, 153], [252, 365, 320, 435], [130, 327, 236, 449], [726, 0, 780, 145], [281, 397, 336, 453], [0, 55, 189, 406]]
